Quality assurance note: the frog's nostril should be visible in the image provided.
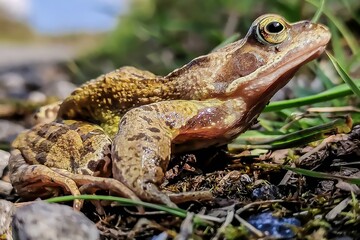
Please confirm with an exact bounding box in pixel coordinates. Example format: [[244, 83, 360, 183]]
[[303, 21, 314, 29]]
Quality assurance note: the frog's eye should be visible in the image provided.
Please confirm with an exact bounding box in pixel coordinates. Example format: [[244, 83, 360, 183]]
[[256, 16, 288, 45]]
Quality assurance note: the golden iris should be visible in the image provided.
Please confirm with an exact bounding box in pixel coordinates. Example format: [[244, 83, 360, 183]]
[[257, 16, 288, 44]]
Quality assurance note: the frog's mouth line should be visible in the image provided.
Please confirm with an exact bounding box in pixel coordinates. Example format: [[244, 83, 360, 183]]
[[269, 44, 328, 88], [237, 44, 328, 136]]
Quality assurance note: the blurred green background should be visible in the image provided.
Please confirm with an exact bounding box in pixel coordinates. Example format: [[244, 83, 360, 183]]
[[74, 0, 360, 82], [1, 0, 359, 83]]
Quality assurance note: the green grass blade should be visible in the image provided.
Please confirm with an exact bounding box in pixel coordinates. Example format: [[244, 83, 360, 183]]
[[283, 166, 360, 185], [307, 0, 359, 55], [46, 195, 187, 217], [45, 195, 218, 225], [327, 51, 360, 98], [329, 22, 347, 67], [310, 62, 335, 89], [342, 0, 360, 26], [264, 82, 359, 112], [311, 0, 325, 23], [229, 117, 348, 150]]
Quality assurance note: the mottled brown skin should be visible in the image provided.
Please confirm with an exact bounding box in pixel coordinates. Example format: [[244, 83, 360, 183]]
[[9, 14, 331, 208]]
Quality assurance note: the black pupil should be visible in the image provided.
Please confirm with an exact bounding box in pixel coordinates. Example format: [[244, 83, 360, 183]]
[[266, 21, 284, 33]]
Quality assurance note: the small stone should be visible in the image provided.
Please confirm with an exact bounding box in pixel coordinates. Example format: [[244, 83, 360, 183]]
[[12, 201, 100, 240], [0, 73, 27, 98], [0, 181, 13, 196], [0, 120, 25, 144], [0, 150, 10, 177], [0, 150, 12, 196], [27, 91, 47, 103], [248, 212, 300, 238], [44, 79, 76, 99], [251, 184, 281, 200], [0, 200, 15, 236]]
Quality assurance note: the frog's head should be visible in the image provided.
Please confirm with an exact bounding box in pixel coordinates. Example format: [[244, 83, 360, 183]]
[[218, 14, 331, 103]]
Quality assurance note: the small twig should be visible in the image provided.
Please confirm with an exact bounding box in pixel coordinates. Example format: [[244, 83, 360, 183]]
[[235, 200, 286, 215], [279, 163, 296, 186], [195, 214, 223, 223], [213, 208, 234, 240], [296, 135, 345, 165], [175, 212, 194, 240], [325, 197, 351, 220]]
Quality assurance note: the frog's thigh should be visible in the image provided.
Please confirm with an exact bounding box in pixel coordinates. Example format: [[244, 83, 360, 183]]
[[112, 99, 242, 205], [9, 149, 83, 209]]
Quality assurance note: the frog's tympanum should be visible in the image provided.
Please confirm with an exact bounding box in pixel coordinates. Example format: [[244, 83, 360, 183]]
[[9, 14, 331, 209]]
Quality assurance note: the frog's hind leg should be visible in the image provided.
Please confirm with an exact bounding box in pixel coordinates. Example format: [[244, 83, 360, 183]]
[[9, 149, 83, 210], [51, 169, 145, 212]]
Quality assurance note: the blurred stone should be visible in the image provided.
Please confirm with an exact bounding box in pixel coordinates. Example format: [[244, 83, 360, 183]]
[[0, 150, 10, 177], [27, 91, 47, 103], [12, 202, 100, 240], [44, 79, 76, 99], [248, 212, 300, 238], [251, 184, 281, 200], [0, 57, 75, 100], [0, 150, 12, 196], [0, 181, 12, 196], [0, 73, 27, 98], [37, 64, 71, 86], [0, 120, 25, 143], [0, 200, 15, 236]]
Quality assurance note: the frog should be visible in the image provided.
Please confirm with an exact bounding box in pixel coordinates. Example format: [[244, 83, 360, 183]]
[[9, 14, 331, 209]]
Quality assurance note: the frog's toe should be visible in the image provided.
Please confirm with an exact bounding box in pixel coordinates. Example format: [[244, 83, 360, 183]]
[[9, 149, 83, 210], [52, 169, 141, 201], [141, 182, 177, 208], [50, 169, 146, 213]]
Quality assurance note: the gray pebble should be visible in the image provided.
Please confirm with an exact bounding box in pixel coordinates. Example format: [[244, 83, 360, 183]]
[[0, 148, 12, 196], [0, 180, 13, 196], [12, 202, 99, 240], [0, 73, 27, 98], [44, 79, 76, 99], [0, 120, 25, 143], [0, 200, 15, 237], [0, 150, 10, 177], [28, 91, 47, 103]]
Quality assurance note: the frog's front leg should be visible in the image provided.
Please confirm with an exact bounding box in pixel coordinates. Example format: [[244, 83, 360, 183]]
[[112, 98, 247, 206]]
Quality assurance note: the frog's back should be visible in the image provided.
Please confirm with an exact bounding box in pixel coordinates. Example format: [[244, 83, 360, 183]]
[[58, 66, 179, 136]]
